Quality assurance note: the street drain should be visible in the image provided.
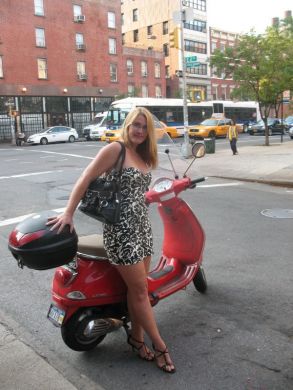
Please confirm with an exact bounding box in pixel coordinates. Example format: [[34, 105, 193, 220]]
[[261, 209, 293, 219]]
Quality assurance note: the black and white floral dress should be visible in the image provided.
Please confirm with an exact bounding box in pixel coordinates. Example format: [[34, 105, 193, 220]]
[[103, 167, 153, 266]]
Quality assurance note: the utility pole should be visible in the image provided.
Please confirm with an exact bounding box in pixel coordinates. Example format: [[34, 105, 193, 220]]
[[179, 1, 192, 158]]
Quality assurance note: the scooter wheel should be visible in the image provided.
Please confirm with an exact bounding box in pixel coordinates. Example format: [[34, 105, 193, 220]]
[[61, 311, 106, 351], [193, 266, 207, 293]]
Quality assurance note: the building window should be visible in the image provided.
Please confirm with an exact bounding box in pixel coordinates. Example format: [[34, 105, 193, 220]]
[[154, 63, 161, 78], [133, 30, 139, 42], [73, 4, 82, 17], [147, 25, 153, 35], [108, 12, 116, 28], [77, 61, 86, 77], [184, 0, 206, 12], [165, 65, 170, 78], [121, 13, 124, 26], [34, 0, 44, 16], [163, 43, 169, 57], [122, 33, 125, 45], [0, 56, 3, 78], [109, 38, 117, 54], [155, 85, 162, 98], [110, 63, 117, 82], [211, 42, 217, 52], [163, 21, 168, 35], [35, 28, 46, 47], [184, 20, 206, 33], [133, 9, 138, 22], [128, 84, 135, 96], [141, 61, 147, 77], [76, 33, 84, 45], [184, 39, 207, 54], [127, 59, 134, 75], [142, 85, 148, 97], [37, 58, 47, 79], [186, 63, 207, 75]]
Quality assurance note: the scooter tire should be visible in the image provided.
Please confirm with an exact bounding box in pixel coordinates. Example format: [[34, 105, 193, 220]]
[[193, 266, 207, 293], [61, 312, 106, 351]]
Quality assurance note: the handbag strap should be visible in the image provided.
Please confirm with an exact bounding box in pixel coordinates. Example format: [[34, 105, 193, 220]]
[[112, 141, 126, 179]]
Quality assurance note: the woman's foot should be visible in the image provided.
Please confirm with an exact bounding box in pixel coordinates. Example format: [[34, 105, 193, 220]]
[[127, 335, 154, 361], [152, 344, 176, 374]]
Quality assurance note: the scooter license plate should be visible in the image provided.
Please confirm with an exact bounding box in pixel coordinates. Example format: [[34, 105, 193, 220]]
[[47, 304, 65, 327]]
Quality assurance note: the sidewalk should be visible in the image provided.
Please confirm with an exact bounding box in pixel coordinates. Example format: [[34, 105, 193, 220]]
[[162, 139, 293, 188], [0, 317, 78, 390]]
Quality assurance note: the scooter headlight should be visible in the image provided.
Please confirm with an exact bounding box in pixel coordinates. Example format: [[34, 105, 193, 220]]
[[152, 178, 173, 193]]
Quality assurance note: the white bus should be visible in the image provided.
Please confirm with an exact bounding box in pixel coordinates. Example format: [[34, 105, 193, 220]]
[[105, 97, 260, 132]]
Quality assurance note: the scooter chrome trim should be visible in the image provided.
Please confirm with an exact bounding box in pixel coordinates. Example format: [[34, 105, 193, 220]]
[[84, 318, 124, 338]]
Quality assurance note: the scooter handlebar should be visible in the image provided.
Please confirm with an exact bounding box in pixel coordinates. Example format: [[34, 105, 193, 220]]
[[190, 177, 206, 187]]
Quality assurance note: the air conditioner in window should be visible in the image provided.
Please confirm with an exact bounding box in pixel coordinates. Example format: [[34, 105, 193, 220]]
[[78, 73, 87, 80], [76, 44, 86, 50], [142, 72, 148, 77], [74, 15, 85, 22]]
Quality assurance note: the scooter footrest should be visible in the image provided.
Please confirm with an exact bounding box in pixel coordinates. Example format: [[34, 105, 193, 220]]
[[149, 265, 173, 280]]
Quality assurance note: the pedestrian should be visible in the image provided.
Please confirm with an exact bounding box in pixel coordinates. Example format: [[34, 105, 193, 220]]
[[228, 119, 238, 155], [46, 107, 175, 373]]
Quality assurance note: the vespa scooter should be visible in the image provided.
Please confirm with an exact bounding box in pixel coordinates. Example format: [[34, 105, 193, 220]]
[[8, 143, 207, 351]]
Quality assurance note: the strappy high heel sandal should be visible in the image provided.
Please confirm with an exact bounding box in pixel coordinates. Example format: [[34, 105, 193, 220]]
[[153, 344, 176, 374], [127, 335, 154, 362]]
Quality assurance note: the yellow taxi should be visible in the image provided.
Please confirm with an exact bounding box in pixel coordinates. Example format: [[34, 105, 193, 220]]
[[101, 116, 181, 143], [188, 117, 243, 140]]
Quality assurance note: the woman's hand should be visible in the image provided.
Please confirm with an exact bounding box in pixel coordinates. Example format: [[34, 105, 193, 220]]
[[46, 213, 74, 234]]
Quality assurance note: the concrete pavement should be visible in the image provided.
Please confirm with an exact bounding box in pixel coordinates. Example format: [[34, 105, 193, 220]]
[[0, 138, 292, 389]]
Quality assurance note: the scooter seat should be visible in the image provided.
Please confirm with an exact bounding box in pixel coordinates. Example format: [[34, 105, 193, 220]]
[[77, 234, 108, 259]]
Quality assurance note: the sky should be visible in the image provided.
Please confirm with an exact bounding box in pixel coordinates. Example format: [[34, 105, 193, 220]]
[[207, 0, 292, 34]]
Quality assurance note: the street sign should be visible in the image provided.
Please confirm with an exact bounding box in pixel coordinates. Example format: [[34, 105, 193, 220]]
[[186, 62, 201, 68], [185, 56, 197, 63], [175, 70, 183, 77]]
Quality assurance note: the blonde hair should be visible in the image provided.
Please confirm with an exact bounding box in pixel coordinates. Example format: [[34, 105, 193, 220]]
[[121, 107, 158, 169]]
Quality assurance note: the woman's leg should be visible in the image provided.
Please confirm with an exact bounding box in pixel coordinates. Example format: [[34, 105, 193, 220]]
[[116, 260, 175, 371], [127, 256, 151, 343]]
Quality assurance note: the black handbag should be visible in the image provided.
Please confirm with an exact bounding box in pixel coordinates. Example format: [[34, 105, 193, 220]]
[[78, 141, 126, 224]]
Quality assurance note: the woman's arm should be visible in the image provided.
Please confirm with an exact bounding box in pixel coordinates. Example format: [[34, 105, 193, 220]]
[[47, 142, 123, 233]]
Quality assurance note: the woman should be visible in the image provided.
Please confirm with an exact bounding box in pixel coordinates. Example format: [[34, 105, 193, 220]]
[[47, 107, 175, 374], [228, 119, 238, 155]]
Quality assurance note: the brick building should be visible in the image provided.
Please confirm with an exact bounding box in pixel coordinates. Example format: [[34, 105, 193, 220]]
[[209, 27, 238, 101], [0, 0, 165, 140]]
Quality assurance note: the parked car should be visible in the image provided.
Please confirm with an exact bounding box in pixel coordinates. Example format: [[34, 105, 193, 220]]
[[188, 117, 241, 139], [101, 115, 172, 143], [82, 112, 108, 141], [26, 126, 78, 145], [243, 120, 257, 133], [284, 116, 293, 132], [248, 118, 284, 136]]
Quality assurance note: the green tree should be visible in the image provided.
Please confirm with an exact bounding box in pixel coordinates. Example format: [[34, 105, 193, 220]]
[[210, 19, 293, 146]]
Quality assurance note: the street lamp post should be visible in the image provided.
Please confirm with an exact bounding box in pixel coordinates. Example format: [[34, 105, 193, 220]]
[[179, 1, 192, 158], [5, 101, 16, 145]]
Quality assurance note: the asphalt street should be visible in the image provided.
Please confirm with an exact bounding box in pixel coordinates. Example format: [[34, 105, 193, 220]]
[[0, 136, 293, 390]]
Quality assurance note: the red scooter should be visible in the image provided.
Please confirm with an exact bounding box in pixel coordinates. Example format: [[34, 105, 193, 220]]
[[8, 143, 207, 351]]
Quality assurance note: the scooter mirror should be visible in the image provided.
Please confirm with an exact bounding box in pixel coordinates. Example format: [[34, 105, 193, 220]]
[[192, 143, 206, 158]]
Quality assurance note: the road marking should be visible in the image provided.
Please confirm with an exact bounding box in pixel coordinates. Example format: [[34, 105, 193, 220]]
[[0, 170, 63, 180], [27, 150, 94, 160], [0, 208, 66, 227], [198, 182, 243, 188]]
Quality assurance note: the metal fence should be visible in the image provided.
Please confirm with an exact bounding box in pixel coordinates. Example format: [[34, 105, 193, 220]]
[[0, 96, 113, 142]]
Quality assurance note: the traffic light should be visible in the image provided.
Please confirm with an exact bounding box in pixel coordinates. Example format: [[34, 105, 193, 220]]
[[170, 27, 179, 49]]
